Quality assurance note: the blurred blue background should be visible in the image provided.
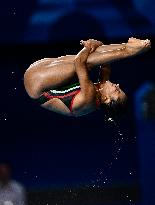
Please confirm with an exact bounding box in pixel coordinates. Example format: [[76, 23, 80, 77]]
[[1, 0, 155, 43], [0, 0, 155, 204]]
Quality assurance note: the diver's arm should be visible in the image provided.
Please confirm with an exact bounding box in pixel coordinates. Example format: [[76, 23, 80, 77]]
[[74, 47, 95, 97]]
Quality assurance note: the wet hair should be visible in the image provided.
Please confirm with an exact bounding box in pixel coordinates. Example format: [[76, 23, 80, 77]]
[[101, 97, 128, 120]]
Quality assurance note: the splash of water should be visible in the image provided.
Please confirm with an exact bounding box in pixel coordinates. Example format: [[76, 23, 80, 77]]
[[29, 116, 136, 205]]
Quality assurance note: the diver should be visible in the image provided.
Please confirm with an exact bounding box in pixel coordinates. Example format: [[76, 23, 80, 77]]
[[24, 38, 151, 117]]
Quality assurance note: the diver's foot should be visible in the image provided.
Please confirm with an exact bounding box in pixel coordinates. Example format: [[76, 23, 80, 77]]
[[126, 37, 151, 55]]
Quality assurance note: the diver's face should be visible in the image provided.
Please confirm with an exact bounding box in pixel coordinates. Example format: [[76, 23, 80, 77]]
[[101, 81, 126, 103]]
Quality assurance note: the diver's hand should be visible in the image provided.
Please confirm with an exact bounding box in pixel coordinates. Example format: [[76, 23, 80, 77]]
[[80, 39, 103, 53]]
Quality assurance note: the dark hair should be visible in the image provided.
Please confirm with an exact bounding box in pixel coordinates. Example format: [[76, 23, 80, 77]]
[[101, 97, 128, 120]]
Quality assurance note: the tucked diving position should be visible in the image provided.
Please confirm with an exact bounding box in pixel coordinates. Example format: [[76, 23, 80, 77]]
[[24, 38, 151, 117]]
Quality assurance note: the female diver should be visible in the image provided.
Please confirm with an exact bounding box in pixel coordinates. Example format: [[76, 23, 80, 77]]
[[24, 38, 151, 117]]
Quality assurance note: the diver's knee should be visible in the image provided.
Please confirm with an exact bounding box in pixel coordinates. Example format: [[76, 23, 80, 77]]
[[24, 72, 44, 99]]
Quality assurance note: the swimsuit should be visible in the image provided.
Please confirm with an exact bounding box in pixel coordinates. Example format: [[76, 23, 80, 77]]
[[37, 82, 101, 112]]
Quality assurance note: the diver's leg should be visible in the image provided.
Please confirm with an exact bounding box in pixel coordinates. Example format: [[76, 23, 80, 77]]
[[57, 43, 127, 67], [57, 38, 151, 68], [87, 38, 151, 67], [24, 59, 77, 99]]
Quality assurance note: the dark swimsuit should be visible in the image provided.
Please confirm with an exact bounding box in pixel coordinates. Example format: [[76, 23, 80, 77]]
[[37, 82, 101, 112]]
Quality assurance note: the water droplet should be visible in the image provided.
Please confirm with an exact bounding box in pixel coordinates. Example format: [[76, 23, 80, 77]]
[[108, 118, 114, 122]]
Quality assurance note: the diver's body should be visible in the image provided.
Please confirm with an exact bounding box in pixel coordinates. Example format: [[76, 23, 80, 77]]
[[24, 38, 151, 117]]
